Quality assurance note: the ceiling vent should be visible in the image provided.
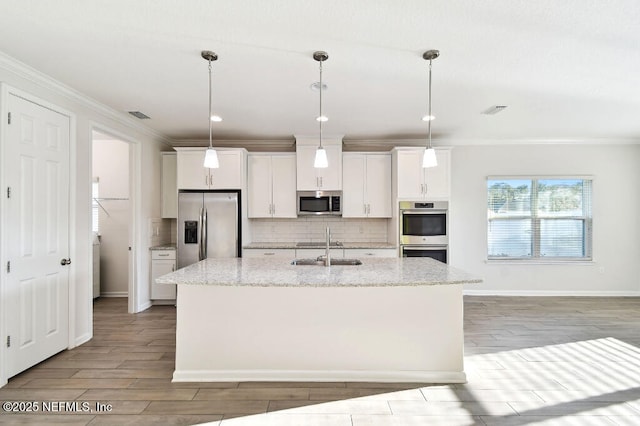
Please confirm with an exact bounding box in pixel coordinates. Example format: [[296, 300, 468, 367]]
[[482, 105, 507, 115], [128, 111, 151, 119]]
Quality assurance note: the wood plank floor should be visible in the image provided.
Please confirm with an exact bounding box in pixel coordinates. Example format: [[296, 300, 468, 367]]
[[1, 296, 639, 425]]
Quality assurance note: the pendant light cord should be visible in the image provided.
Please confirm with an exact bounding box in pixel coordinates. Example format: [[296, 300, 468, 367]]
[[319, 59, 323, 149], [427, 58, 433, 150], [208, 59, 213, 150]]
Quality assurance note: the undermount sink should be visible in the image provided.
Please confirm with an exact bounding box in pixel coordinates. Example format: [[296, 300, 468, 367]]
[[291, 258, 363, 266]]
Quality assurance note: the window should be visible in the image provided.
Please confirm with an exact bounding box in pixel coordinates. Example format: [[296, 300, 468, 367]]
[[487, 178, 592, 260]]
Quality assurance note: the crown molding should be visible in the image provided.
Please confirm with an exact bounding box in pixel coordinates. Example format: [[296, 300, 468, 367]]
[[437, 137, 640, 146], [0, 51, 174, 147], [172, 136, 640, 152], [344, 137, 640, 148], [174, 139, 296, 152]]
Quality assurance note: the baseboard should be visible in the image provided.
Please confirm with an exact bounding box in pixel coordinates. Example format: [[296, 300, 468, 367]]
[[99, 292, 128, 298], [74, 332, 92, 348], [464, 289, 640, 297], [151, 300, 176, 306], [172, 369, 467, 384]]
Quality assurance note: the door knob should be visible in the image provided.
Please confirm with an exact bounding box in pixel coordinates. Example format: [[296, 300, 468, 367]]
[[60, 258, 72, 266]]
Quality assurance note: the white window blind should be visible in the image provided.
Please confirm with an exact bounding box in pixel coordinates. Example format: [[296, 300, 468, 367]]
[[487, 178, 592, 260]]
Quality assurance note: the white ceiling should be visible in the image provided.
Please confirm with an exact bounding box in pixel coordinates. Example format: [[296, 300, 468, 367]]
[[1, 0, 639, 146]]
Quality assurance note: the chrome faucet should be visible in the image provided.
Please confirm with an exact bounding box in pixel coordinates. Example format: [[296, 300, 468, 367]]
[[316, 226, 331, 266], [325, 226, 331, 266]]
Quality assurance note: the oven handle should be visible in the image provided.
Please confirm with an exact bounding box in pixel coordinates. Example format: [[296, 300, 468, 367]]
[[401, 245, 448, 251], [401, 210, 447, 215]]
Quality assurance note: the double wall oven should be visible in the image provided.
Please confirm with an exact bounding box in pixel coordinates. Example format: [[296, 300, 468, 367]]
[[399, 201, 448, 263]]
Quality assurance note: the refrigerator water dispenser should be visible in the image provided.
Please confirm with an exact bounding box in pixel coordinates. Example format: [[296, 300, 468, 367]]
[[184, 221, 198, 244]]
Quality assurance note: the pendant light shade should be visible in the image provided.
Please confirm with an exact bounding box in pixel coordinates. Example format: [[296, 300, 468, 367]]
[[422, 49, 439, 169], [314, 146, 328, 168], [204, 148, 219, 168], [422, 147, 437, 168], [313, 51, 329, 169], [202, 50, 220, 169]]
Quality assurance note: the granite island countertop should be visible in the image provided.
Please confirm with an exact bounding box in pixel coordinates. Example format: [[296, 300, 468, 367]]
[[156, 257, 481, 288]]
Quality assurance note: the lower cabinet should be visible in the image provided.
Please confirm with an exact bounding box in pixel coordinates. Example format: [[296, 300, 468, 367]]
[[242, 249, 296, 258], [295, 248, 345, 259], [243, 248, 397, 259], [151, 249, 176, 300], [344, 248, 397, 258]]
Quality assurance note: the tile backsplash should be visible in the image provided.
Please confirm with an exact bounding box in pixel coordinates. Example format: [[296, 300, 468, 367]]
[[148, 218, 174, 247], [250, 217, 390, 243]]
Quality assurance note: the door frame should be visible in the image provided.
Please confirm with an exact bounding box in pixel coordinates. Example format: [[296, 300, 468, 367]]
[[0, 83, 77, 387], [90, 124, 143, 314]]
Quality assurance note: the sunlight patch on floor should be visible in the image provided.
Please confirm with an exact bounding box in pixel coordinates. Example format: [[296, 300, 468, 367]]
[[206, 337, 640, 425]]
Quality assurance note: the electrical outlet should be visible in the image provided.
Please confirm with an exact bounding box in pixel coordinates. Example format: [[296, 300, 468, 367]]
[[598, 266, 605, 274]]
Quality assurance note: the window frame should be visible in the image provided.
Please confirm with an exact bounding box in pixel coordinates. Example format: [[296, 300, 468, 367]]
[[487, 176, 593, 262]]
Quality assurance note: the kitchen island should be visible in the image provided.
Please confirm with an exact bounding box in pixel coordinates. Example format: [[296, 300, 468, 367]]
[[156, 257, 481, 383]]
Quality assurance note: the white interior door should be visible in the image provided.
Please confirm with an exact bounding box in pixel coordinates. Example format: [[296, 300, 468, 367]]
[[4, 93, 70, 378]]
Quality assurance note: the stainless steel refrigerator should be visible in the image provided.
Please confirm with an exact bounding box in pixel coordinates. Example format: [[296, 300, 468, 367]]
[[177, 190, 241, 268]]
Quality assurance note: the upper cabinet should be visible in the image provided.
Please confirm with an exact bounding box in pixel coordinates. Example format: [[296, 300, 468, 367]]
[[161, 152, 177, 218], [248, 154, 297, 218], [342, 153, 392, 218], [175, 148, 245, 190], [295, 137, 342, 191], [393, 148, 450, 200]]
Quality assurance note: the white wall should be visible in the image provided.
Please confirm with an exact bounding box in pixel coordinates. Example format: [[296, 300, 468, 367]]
[[93, 138, 130, 296], [450, 144, 640, 295], [0, 51, 171, 350]]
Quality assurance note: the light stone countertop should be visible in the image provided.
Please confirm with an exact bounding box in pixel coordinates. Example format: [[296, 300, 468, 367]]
[[149, 244, 176, 250], [156, 257, 481, 288], [244, 242, 397, 249]]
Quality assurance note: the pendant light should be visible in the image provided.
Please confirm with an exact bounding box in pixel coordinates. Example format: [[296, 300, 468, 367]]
[[202, 50, 220, 168], [422, 49, 439, 168], [313, 51, 329, 168]]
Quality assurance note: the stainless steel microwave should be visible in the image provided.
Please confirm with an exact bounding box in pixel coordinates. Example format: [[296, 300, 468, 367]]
[[297, 191, 342, 216]]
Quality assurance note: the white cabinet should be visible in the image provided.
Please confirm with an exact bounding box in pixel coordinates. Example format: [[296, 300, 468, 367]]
[[344, 248, 397, 258], [151, 249, 176, 300], [175, 148, 244, 190], [161, 152, 177, 218], [242, 248, 296, 258], [342, 153, 391, 218], [296, 141, 342, 190], [295, 248, 344, 258], [394, 148, 450, 199], [248, 154, 297, 218]]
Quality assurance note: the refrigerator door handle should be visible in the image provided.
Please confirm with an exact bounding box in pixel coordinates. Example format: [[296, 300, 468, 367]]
[[203, 208, 208, 259], [199, 207, 206, 261]]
